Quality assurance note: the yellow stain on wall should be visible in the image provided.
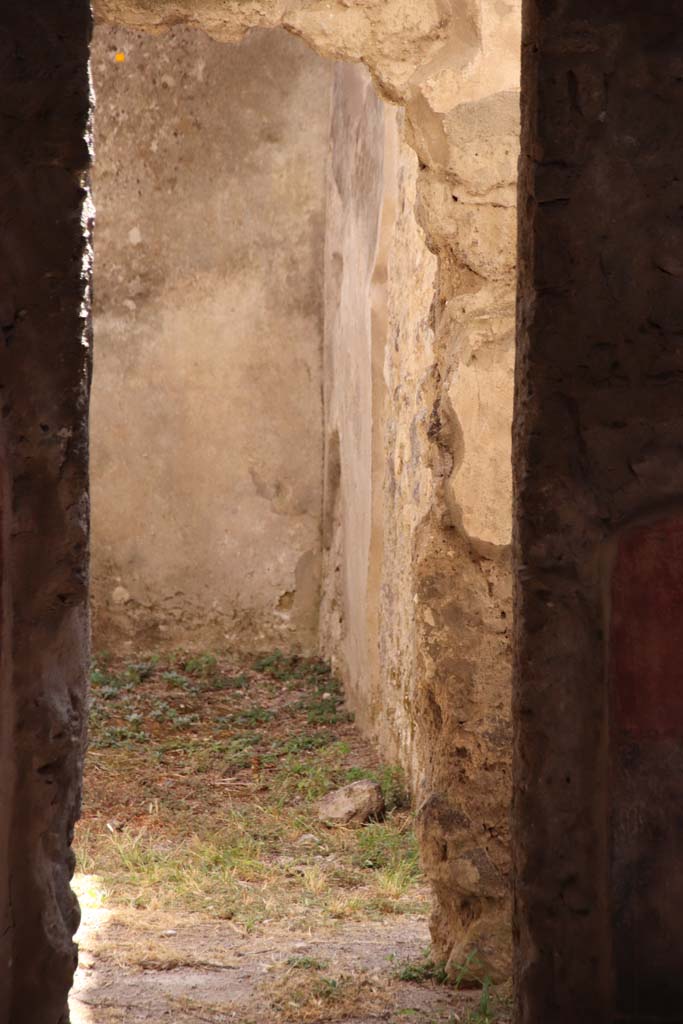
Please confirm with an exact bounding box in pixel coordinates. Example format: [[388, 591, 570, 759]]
[[115, 52, 125, 63]]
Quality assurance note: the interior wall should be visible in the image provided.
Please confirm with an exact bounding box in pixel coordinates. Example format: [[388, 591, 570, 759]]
[[90, 25, 332, 652]]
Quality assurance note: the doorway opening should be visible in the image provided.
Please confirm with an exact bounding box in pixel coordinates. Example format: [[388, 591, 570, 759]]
[[70, 22, 487, 1024]]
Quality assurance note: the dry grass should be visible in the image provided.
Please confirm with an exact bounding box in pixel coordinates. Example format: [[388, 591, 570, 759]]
[[75, 649, 428, 936], [71, 649, 512, 1024], [266, 964, 391, 1022]]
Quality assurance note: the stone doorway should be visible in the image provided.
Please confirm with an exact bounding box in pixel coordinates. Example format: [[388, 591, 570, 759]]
[[0, 3, 521, 1020], [72, 22, 494, 1024]]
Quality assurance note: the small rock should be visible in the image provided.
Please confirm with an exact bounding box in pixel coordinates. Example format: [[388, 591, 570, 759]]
[[111, 585, 130, 606], [297, 833, 319, 846], [316, 779, 384, 826]]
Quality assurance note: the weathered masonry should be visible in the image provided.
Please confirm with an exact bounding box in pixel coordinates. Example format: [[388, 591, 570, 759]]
[[1, 1, 682, 1022], [0, 6, 92, 1020], [513, 2, 683, 1021]]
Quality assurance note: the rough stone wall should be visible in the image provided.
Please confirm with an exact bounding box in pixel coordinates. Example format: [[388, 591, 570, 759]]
[[514, 2, 683, 1021], [374, 110, 439, 777], [0, 3, 92, 1020], [318, 39, 516, 976], [94, 0, 521, 981], [90, 26, 331, 652]]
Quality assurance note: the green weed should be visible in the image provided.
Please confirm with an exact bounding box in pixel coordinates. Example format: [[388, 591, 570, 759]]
[[464, 976, 510, 1023], [354, 823, 420, 873], [182, 653, 218, 676], [205, 673, 248, 691], [396, 958, 448, 984], [228, 706, 274, 726], [286, 955, 328, 970], [149, 702, 200, 728], [161, 671, 199, 693]]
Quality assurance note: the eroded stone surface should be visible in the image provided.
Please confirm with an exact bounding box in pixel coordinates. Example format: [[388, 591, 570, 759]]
[[0, 3, 92, 1020], [514, 1, 683, 1019]]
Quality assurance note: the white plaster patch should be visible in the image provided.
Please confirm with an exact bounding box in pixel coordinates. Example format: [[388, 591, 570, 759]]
[[111, 586, 131, 606]]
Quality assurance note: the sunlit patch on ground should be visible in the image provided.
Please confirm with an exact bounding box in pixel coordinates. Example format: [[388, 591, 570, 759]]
[[70, 874, 112, 1024]]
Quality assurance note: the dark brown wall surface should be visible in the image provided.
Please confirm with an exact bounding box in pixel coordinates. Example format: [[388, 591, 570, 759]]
[[608, 517, 683, 1018], [514, 2, 683, 1022], [0, 3, 92, 1021]]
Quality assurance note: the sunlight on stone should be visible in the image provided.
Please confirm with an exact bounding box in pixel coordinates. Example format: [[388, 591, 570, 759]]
[[69, 873, 111, 1024]]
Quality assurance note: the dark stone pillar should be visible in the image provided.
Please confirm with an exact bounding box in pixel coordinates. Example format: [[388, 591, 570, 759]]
[[0, 4, 92, 1021], [514, 2, 683, 1022]]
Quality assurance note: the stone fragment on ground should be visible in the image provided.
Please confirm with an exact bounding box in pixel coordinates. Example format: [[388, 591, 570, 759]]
[[296, 833, 319, 845], [317, 779, 384, 826]]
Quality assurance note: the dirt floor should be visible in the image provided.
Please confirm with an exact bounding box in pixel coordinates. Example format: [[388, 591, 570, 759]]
[[70, 650, 510, 1023]]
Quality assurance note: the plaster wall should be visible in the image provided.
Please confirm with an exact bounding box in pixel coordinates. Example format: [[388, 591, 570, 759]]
[[90, 26, 331, 651], [319, 63, 390, 739], [320, 63, 440, 784]]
